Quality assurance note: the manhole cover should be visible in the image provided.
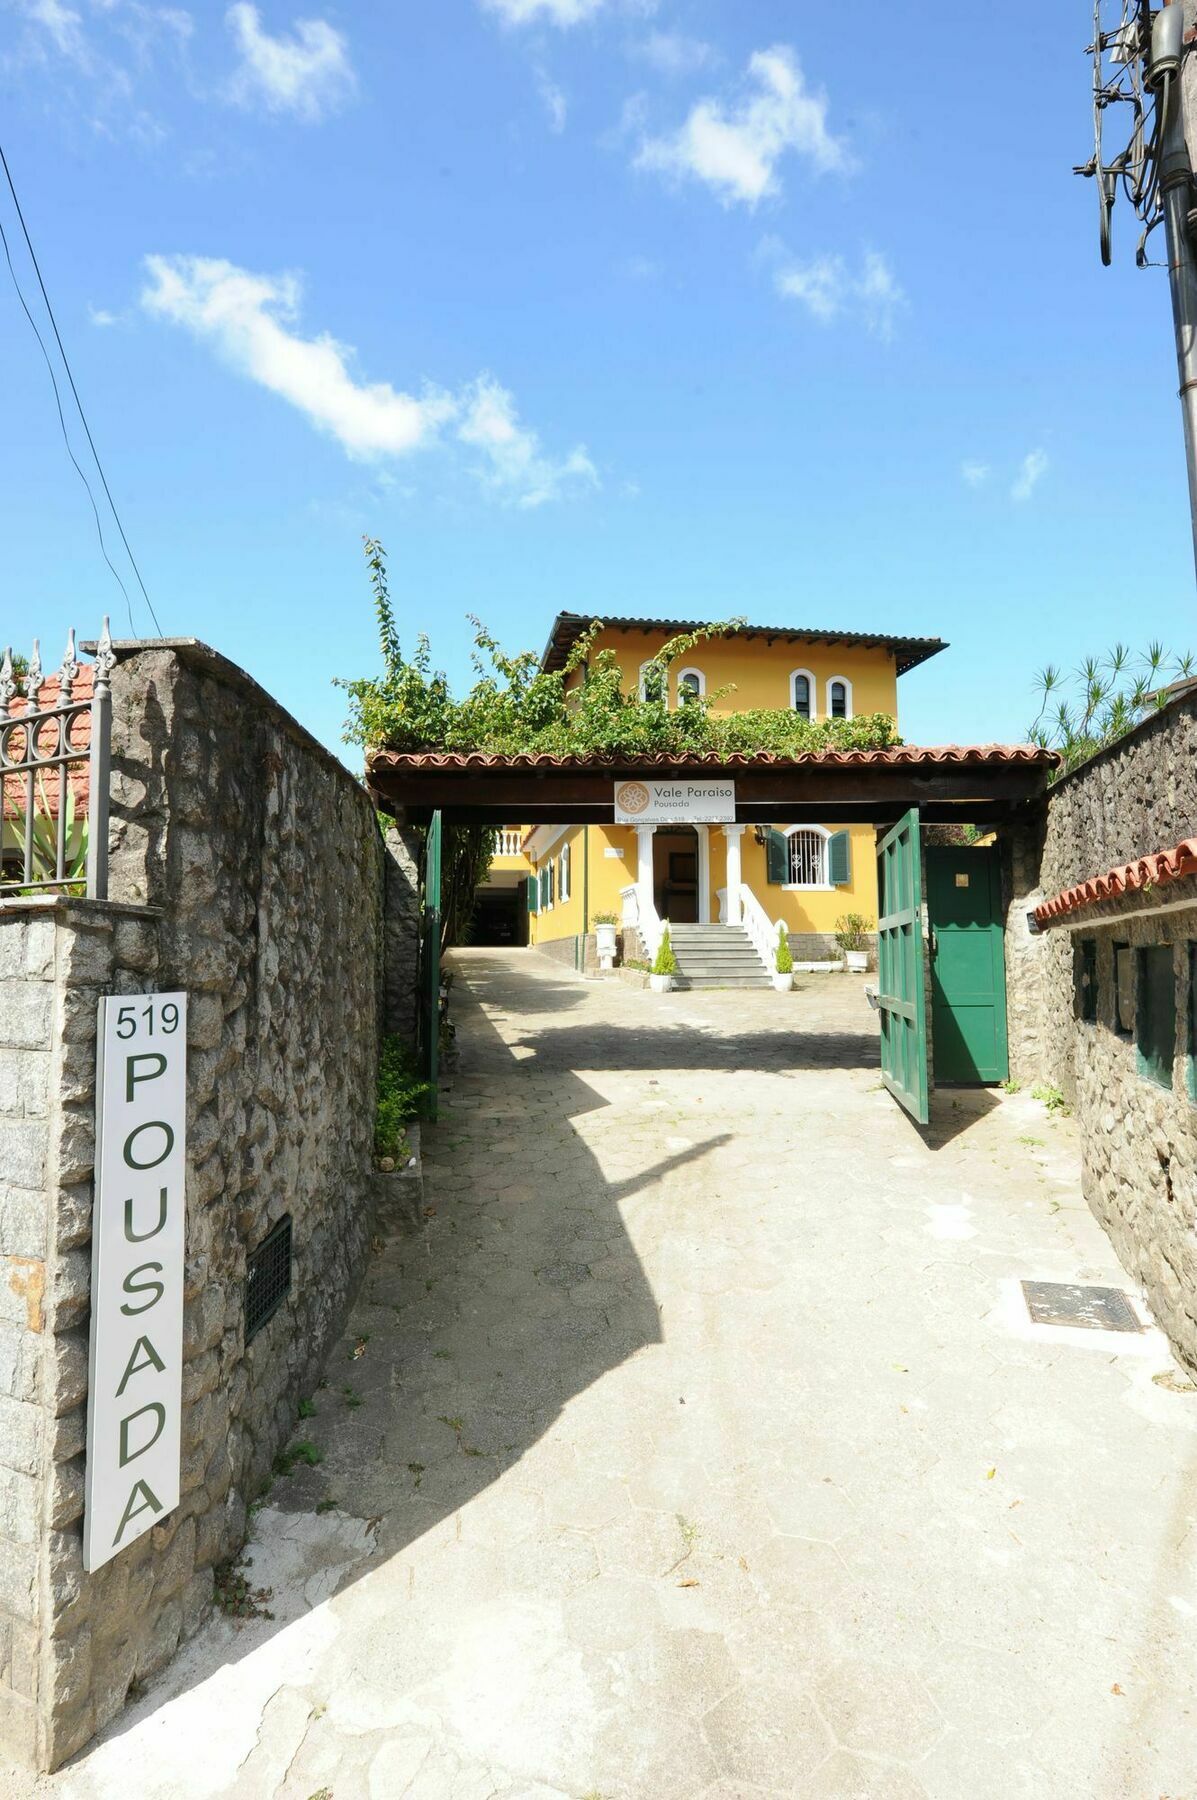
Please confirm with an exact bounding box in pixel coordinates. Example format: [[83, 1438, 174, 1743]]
[[1021, 1280, 1142, 1333]]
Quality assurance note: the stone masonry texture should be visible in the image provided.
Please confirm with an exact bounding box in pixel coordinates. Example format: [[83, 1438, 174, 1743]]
[[0, 641, 385, 1770], [1004, 692, 1197, 1371]]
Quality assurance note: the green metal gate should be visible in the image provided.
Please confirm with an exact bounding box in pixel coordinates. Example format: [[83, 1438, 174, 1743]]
[[418, 810, 442, 1121], [925, 846, 1009, 1084], [876, 808, 930, 1124]]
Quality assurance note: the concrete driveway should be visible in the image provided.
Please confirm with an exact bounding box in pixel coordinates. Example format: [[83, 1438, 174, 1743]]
[[19, 947, 1197, 1799]]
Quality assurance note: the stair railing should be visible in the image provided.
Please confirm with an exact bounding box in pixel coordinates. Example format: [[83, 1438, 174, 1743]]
[[738, 883, 783, 974]]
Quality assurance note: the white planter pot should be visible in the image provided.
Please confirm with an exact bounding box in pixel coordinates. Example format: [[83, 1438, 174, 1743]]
[[594, 922, 617, 970], [845, 950, 869, 973], [772, 971, 793, 993], [649, 973, 673, 993]]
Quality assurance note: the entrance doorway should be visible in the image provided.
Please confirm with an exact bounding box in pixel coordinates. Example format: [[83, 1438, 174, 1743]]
[[652, 827, 700, 924], [926, 845, 1009, 1085]]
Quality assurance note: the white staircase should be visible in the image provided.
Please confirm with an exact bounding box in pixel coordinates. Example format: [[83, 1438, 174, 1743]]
[[667, 923, 772, 990]]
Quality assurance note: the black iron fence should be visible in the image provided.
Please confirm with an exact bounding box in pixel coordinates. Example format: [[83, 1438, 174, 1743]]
[[0, 620, 114, 900]]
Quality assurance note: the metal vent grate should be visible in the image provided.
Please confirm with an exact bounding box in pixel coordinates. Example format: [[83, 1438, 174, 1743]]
[[246, 1215, 292, 1342], [1021, 1280, 1141, 1333]]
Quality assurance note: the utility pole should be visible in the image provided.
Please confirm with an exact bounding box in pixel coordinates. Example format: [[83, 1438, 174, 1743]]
[[1159, 0, 1197, 577]]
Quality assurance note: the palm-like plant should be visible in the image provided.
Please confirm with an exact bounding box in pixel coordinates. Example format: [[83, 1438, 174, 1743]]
[[1028, 644, 1195, 777], [2, 775, 88, 893]]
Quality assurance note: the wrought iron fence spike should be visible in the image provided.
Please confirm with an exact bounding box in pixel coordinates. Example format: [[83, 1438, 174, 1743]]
[[59, 627, 79, 706], [0, 647, 14, 717], [25, 639, 42, 700], [94, 616, 116, 688]]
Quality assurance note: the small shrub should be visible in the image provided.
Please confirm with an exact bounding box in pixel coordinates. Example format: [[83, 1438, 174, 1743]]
[[376, 1034, 430, 1157], [652, 926, 679, 977], [834, 913, 872, 953], [1031, 1082, 1070, 1117], [1000, 1078, 1021, 1094], [775, 924, 793, 975], [593, 910, 618, 926]]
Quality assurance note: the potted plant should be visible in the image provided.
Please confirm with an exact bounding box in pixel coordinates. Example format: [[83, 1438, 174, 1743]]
[[649, 925, 678, 993], [773, 922, 794, 992], [593, 911, 619, 969], [835, 913, 872, 973]]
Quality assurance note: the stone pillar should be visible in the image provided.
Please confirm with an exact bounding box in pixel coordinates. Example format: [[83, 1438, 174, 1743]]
[[1000, 812, 1050, 1089], [635, 825, 655, 924], [723, 825, 745, 925]]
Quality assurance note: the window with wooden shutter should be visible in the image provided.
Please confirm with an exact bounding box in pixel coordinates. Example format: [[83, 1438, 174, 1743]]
[[527, 874, 538, 914], [765, 828, 788, 884], [828, 829, 851, 886], [1137, 945, 1175, 1089]]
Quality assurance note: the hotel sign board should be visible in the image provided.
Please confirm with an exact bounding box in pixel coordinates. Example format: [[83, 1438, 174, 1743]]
[[613, 778, 736, 825], [85, 993, 187, 1573]]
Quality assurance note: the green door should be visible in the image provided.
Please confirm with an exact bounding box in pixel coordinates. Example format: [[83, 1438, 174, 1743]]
[[926, 846, 1009, 1084], [877, 809, 930, 1125], [419, 810, 442, 1121]]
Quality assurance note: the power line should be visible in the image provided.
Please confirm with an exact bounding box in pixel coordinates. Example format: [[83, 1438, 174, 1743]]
[[0, 139, 163, 637], [0, 210, 136, 636]]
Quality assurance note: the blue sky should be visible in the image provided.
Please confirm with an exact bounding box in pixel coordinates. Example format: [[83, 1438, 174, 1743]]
[[0, 0, 1193, 762]]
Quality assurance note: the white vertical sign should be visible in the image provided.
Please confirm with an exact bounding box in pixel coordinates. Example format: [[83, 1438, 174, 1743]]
[[85, 993, 187, 1573]]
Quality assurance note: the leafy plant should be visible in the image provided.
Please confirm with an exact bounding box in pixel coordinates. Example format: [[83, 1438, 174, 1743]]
[[1029, 644, 1195, 777], [3, 774, 88, 894], [834, 913, 872, 953], [341, 539, 901, 763], [593, 910, 618, 926], [775, 923, 793, 974], [1031, 1082, 1071, 1117], [376, 1033, 431, 1155], [652, 926, 678, 977]]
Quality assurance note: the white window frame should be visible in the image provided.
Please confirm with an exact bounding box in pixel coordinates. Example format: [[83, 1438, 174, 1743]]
[[558, 842, 571, 903], [781, 823, 833, 891], [638, 658, 667, 702], [826, 675, 853, 720], [675, 666, 705, 706], [790, 668, 817, 719]]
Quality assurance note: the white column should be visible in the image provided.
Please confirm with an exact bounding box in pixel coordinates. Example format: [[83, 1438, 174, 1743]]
[[723, 824, 745, 925], [635, 824, 655, 923], [696, 824, 711, 925]]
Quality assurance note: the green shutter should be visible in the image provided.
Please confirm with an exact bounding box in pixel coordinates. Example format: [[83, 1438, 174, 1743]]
[[766, 829, 787, 884], [829, 830, 851, 886], [527, 874, 538, 914]]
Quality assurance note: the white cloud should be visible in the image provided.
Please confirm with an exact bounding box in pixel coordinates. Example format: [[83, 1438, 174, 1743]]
[[635, 44, 845, 208], [225, 3, 354, 121], [631, 30, 715, 77], [536, 67, 567, 132], [141, 254, 597, 507], [480, 0, 606, 25], [19, 0, 88, 60], [773, 247, 905, 338], [961, 461, 989, 488], [1011, 448, 1048, 502], [459, 378, 598, 508], [88, 303, 122, 327]]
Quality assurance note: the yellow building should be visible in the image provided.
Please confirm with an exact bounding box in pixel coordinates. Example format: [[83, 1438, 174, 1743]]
[[476, 614, 945, 977]]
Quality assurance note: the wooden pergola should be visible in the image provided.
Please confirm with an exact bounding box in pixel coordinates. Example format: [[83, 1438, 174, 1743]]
[[367, 744, 1056, 827]]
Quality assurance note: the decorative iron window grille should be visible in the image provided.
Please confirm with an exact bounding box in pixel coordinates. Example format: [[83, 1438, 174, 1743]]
[[788, 828, 826, 887], [0, 620, 114, 900], [246, 1214, 293, 1341]]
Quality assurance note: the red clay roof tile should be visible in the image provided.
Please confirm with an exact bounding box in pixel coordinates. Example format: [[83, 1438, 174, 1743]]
[[1034, 837, 1197, 924], [367, 744, 1055, 773]]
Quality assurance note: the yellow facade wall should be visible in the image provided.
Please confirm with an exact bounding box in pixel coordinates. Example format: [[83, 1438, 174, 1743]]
[[564, 627, 899, 720], [526, 822, 878, 948]]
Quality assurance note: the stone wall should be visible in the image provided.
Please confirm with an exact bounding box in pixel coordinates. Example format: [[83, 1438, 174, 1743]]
[[1005, 691, 1197, 1370], [0, 641, 384, 1768], [382, 823, 422, 1040]]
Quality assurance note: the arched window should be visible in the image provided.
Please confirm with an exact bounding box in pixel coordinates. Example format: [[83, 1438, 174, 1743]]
[[827, 676, 853, 720], [639, 659, 666, 703], [675, 666, 705, 705], [790, 668, 816, 719], [785, 825, 830, 888]]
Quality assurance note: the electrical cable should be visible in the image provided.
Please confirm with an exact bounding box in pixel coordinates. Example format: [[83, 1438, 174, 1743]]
[[0, 139, 162, 637], [0, 211, 137, 636]]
